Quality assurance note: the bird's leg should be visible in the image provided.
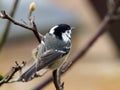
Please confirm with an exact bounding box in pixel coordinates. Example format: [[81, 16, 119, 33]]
[[52, 69, 64, 90]]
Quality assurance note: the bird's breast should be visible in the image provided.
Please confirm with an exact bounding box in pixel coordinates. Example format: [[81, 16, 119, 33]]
[[48, 54, 68, 70]]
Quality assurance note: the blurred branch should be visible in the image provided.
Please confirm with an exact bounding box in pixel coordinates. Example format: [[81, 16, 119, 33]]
[[0, 0, 19, 51], [107, 0, 120, 19], [32, 0, 120, 89], [0, 61, 26, 86]]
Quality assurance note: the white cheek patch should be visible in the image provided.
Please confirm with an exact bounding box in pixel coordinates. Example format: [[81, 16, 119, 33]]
[[67, 30, 71, 39], [62, 31, 71, 42], [69, 30, 72, 35]]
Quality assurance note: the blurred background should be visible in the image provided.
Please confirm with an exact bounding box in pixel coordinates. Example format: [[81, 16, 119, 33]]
[[0, 0, 120, 90]]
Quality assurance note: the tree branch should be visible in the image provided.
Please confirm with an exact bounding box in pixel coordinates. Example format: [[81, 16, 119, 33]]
[[0, 61, 26, 86], [0, 10, 42, 43]]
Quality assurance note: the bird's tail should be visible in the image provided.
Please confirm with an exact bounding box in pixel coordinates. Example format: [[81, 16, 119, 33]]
[[18, 64, 36, 81]]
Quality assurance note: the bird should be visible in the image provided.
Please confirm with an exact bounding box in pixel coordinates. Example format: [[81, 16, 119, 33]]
[[19, 24, 74, 81]]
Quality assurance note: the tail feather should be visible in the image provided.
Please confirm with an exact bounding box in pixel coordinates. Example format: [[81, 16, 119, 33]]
[[19, 64, 36, 81]]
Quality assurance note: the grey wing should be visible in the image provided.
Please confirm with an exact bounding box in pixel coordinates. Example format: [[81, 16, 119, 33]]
[[36, 49, 67, 71], [19, 49, 67, 81]]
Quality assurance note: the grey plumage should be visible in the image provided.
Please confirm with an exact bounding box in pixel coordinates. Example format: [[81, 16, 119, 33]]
[[18, 24, 72, 81]]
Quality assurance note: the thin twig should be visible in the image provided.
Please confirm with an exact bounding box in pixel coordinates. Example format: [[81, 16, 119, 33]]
[[0, 61, 26, 86], [32, 21, 42, 43], [0, 0, 19, 51], [0, 10, 42, 43], [0, 11, 33, 30]]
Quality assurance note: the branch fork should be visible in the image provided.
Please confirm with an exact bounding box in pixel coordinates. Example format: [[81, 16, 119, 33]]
[[0, 61, 26, 86], [0, 10, 43, 43]]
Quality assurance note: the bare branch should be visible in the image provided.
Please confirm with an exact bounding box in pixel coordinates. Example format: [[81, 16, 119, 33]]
[[0, 61, 26, 86], [0, 10, 42, 43], [0, 10, 33, 31]]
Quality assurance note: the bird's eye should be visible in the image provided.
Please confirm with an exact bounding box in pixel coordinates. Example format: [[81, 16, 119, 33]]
[[66, 30, 71, 34]]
